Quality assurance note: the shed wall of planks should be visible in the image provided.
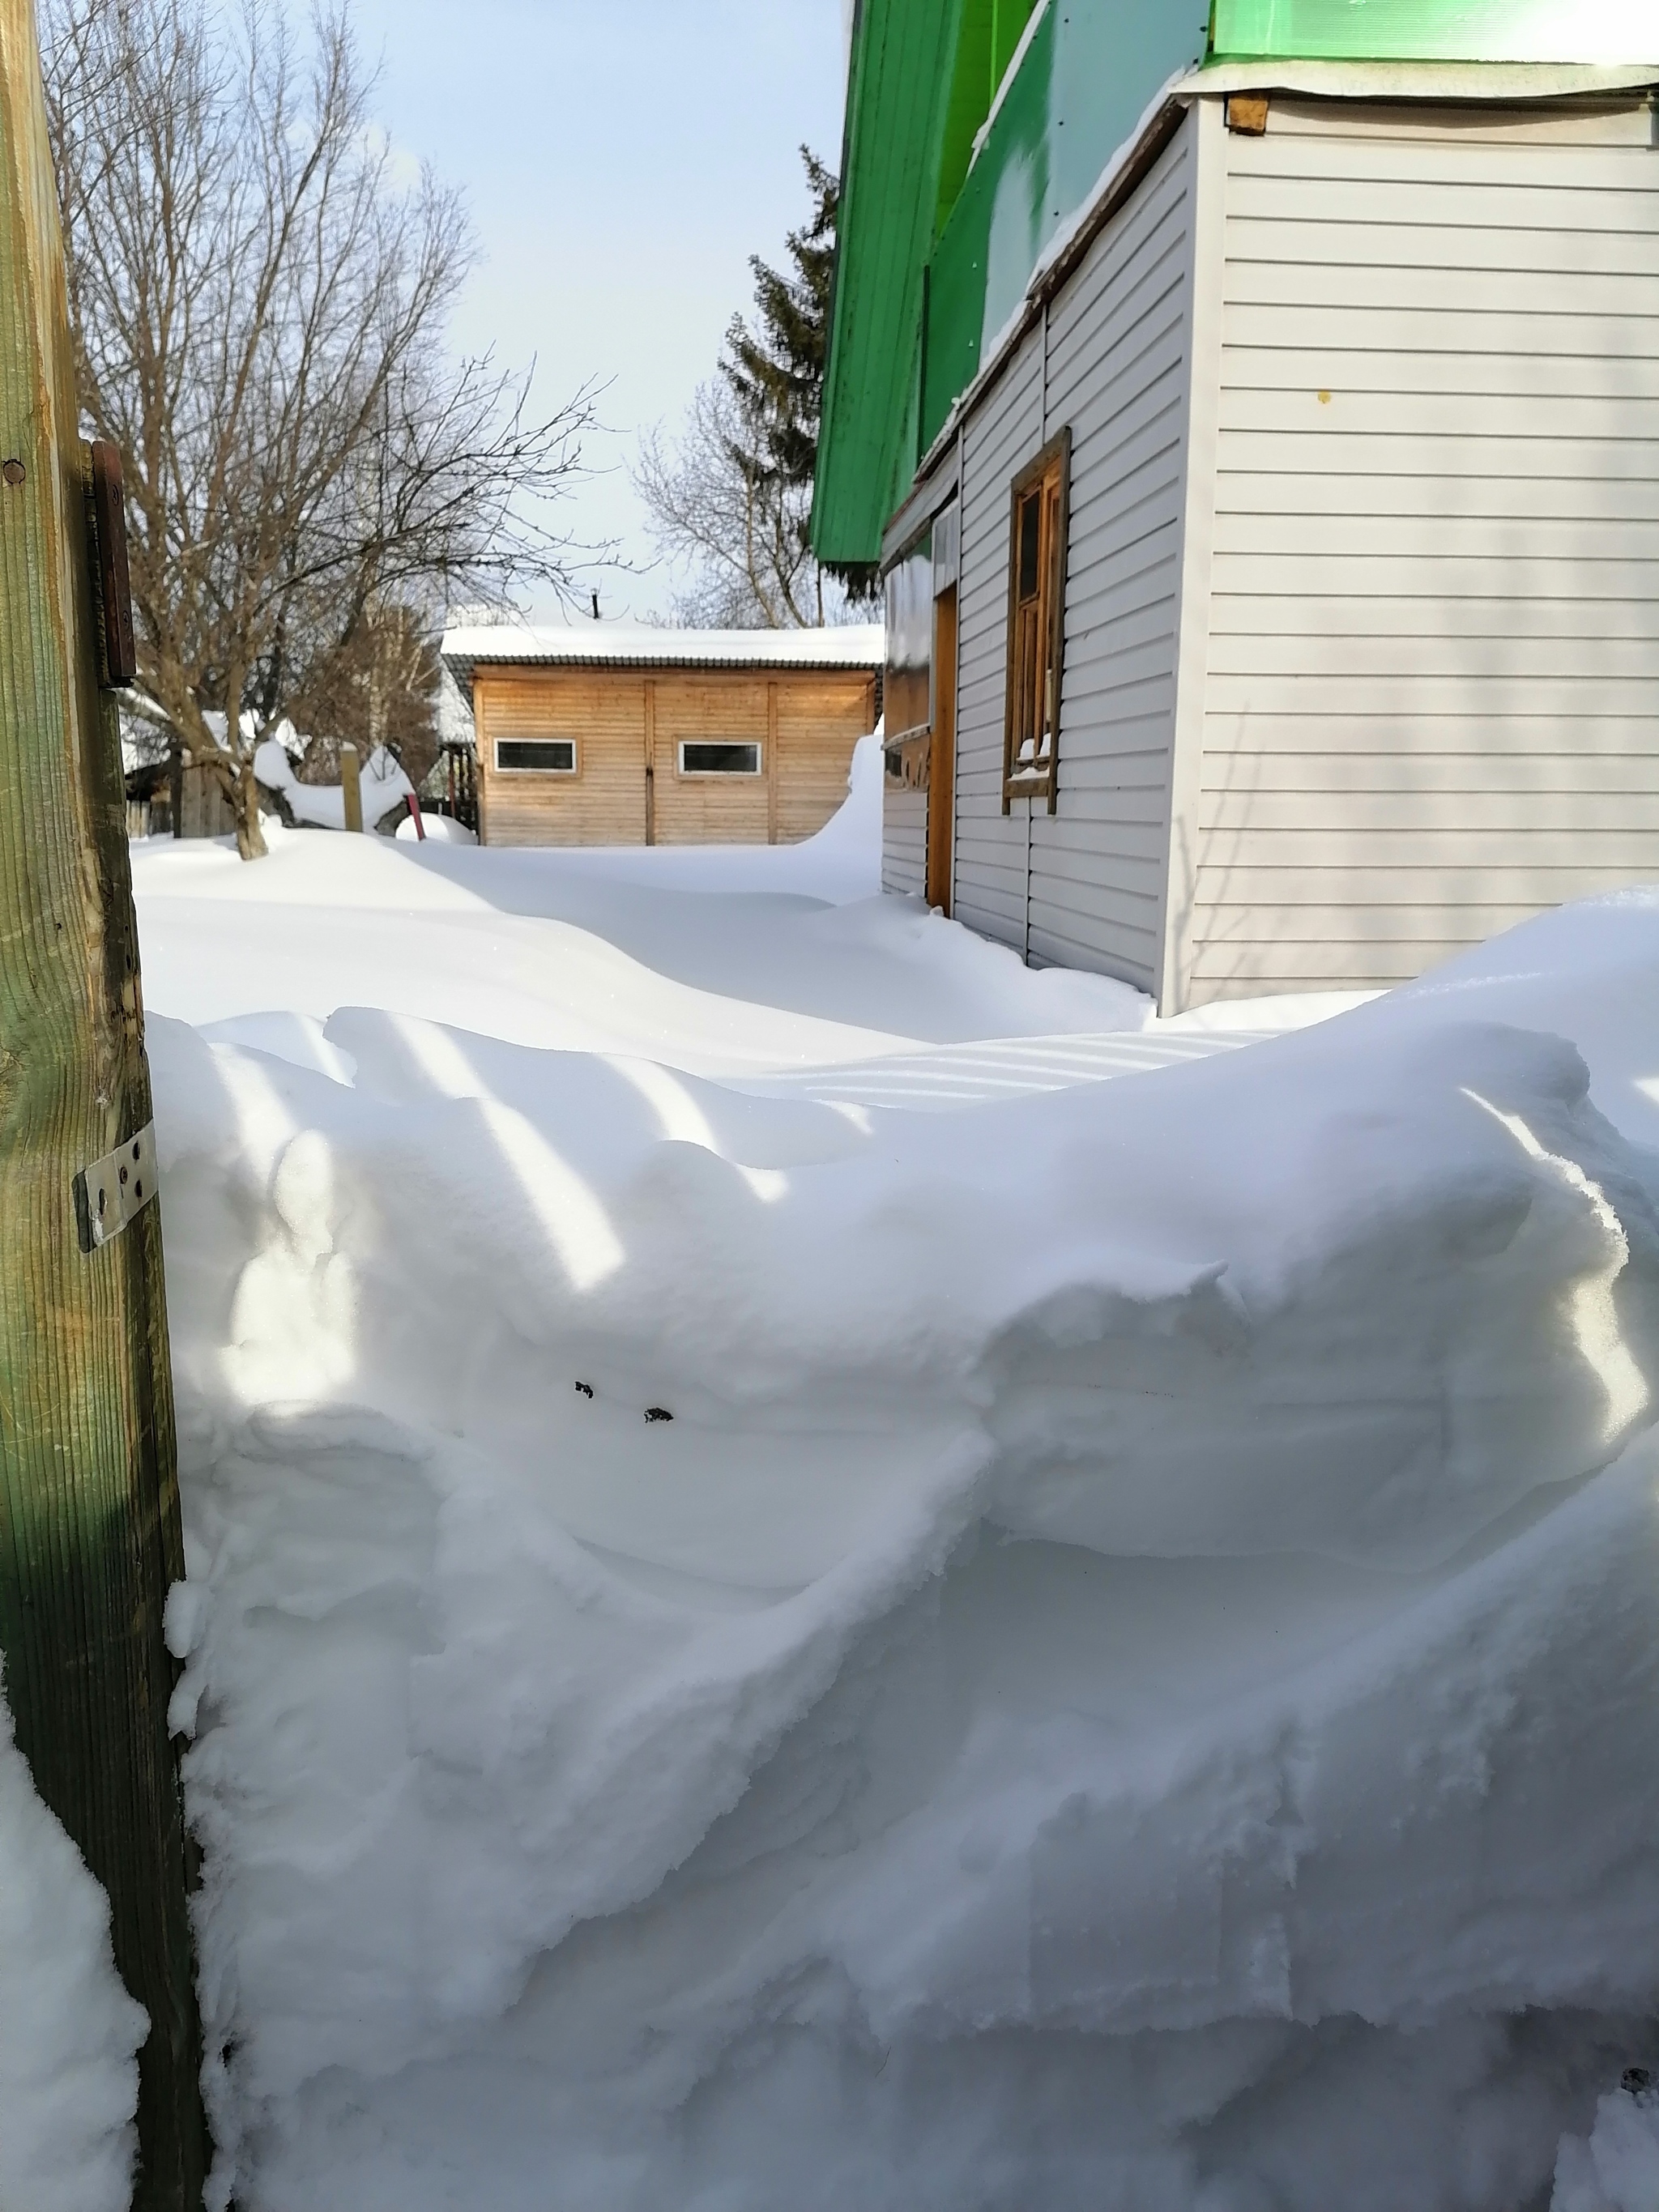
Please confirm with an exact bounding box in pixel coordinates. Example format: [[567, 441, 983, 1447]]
[[471, 665, 876, 848]]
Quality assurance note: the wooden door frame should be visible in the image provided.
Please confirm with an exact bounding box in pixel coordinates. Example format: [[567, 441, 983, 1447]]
[[642, 677, 656, 845], [927, 585, 957, 914]]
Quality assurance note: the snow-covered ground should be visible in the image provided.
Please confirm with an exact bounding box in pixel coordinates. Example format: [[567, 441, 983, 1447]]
[[97, 738, 1659, 2209], [0, 1691, 147, 2212]]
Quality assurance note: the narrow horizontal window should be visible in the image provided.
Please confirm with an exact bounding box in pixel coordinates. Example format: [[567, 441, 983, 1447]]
[[678, 742, 761, 775], [495, 738, 576, 774]]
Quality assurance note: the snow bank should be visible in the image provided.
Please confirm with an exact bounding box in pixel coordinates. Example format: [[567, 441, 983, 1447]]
[[394, 809, 476, 844], [1555, 2077, 1659, 2211], [251, 737, 413, 833], [0, 1681, 147, 2212], [130, 751, 1659, 2209]]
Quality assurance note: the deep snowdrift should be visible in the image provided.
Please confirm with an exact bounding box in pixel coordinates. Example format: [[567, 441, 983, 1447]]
[[0, 1681, 147, 2212], [128, 761, 1659, 2210]]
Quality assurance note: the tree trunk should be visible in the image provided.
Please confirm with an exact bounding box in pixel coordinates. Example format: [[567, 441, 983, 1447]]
[[232, 753, 267, 859], [0, 5, 207, 2205], [368, 654, 386, 755], [212, 665, 267, 860]]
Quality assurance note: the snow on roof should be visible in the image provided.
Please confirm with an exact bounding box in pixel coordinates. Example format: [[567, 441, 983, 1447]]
[[441, 622, 885, 678]]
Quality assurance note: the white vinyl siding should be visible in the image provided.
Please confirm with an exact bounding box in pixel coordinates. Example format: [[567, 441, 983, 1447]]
[[952, 329, 1047, 951], [1187, 94, 1659, 1001], [882, 781, 927, 896], [1030, 118, 1198, 992], [945, 117, 1200, 988]]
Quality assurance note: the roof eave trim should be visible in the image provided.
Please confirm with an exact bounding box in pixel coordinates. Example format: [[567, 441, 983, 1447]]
[[1188, 58, 1659, 99], [440, 651, 885, 675]]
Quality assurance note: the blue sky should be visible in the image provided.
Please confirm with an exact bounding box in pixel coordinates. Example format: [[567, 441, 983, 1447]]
[[343, 0, 849, 621]]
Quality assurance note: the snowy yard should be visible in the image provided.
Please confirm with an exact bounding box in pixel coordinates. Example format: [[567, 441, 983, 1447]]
[[18, 740, 1659, 2211]]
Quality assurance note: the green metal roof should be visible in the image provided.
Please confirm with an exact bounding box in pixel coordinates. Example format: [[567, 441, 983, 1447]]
[[815, 0, 1659, 569], [934, 1, 1042, 232], [812, 0, 955, 567]]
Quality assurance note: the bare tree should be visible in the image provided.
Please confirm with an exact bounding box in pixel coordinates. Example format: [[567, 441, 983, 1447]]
[[635, 377, 821, 629], [634, 149, 876, 631], [42, 0, 595, 857], [287, 601, 441, 793]]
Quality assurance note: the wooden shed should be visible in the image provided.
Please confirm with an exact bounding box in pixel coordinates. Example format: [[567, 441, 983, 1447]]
[[440, 625, 883, 849], [815, 2, 1659, 1009]]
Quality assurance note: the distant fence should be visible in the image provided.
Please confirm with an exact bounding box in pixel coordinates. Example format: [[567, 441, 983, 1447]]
[[129, 751, 476, 839], [125, 761, 233, 839]]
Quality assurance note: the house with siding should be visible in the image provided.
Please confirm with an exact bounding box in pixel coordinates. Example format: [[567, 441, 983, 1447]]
[[814, 0, 1659, 1009]]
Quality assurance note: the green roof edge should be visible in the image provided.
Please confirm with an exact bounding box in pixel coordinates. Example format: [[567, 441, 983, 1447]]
[[815, 0, 1659, 571]]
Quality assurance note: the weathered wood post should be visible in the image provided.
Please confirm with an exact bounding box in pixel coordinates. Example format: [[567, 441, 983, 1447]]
[[0, 4, 207, 2206], [340, 739, 363, 831]]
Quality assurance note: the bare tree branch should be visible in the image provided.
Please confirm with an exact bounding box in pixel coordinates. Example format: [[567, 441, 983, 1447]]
[[635, 378, 822, 629]]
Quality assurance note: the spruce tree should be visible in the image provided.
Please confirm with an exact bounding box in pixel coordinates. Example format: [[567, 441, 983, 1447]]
[[635, 149, 879, 625], [722, 149, 880, 609]]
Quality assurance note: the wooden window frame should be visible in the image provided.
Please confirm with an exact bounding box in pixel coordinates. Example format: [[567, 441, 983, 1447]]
[[676, 739, 762, 777], [494, 736, 578, 775], [1001, 426, 1070, 814]]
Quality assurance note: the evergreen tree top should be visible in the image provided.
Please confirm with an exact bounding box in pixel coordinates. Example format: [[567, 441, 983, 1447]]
[[722, 147, 838, 495]]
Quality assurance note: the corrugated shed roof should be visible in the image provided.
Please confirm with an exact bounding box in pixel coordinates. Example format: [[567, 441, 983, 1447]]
[[442, 623, 885, 680]]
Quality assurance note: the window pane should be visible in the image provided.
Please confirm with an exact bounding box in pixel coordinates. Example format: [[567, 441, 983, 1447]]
[[496, 738, 574, 772], [1017, 491, 1041, 600], [1004, 437, 1068, 799], [884, 528, 933, 739], [680, 742, 761, 774]]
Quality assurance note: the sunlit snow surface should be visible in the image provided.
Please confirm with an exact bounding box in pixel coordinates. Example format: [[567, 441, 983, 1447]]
[[131, 744, 1659, 2211]]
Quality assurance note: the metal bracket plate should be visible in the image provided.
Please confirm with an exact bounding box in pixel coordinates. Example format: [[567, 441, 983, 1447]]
[[74, 1121, 157, 1252]]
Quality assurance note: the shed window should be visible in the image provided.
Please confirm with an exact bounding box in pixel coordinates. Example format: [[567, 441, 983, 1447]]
[[1003, 428, 1069, 812], [496, 737, 576, 774], [679, 742, 761, 775]]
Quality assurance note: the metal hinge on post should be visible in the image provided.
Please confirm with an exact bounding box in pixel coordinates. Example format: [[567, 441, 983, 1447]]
[[74, 1122, 157, 1252]]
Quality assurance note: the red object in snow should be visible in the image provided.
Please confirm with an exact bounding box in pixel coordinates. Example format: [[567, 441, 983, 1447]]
[[406, 791, 426, 841]]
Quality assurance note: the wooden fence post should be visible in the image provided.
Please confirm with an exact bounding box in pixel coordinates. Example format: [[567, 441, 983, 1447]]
[[0, 5, 207, 2206], [340, 740, 363, 831]]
